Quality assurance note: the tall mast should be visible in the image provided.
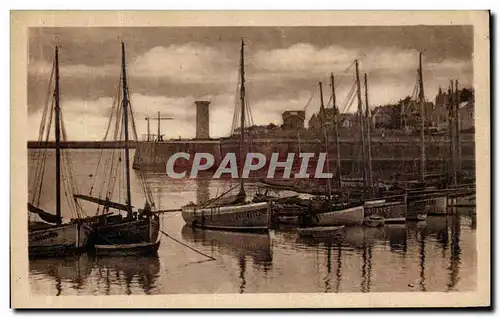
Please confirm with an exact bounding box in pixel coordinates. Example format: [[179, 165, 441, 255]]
[[448, 82, 456, 184], [319, 81, 331, 198], [449, 80, 457, 185], [330, 73, 342, 189], [157, 111, 161, 141], [455, 80, 461, 177], [355, 60, 367, 196], [146, 117, 150, 141], [238, 39, 246, 197], [54, 46, 62, 224], [121, 41, 133, 216], [364, 73, 373, 191], [418, 52, 426, 184]]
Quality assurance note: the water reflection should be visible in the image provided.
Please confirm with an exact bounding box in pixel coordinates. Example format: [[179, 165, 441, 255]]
[[196, 179, 211, 205], [181, 225, 273, 293], [93, 254, 161, 295], [28, 149, 477, 295], [30, 253, 93, 295], [30, 253, 161, 295], [385, 224, 407, 253], [448, 214, 461, 291]]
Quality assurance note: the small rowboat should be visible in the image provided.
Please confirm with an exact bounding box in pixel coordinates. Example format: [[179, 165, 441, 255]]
[[94, 239, 161, 256], [384, 217, 406, 224], [297, 225, 345, 238], [364, 214, 385, 227]]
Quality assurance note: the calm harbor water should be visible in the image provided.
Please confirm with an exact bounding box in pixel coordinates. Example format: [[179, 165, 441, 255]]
[[28, 149, 477, 295]]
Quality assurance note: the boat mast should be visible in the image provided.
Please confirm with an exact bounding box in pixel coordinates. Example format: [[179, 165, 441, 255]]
[[455, 80, 461, 178], [355, 60, 367, 197], [238, 39, 246, 198], [449, 79, 458, 185], [364, 73, 373, 192], [54, 46, 62, 224], [448, 82, 456, 184], [418, 52, 426, 184], [157, 111, 161, 141], [121, 41, 133, 216], [319, 81, 332, 198], [330, 73, 342, 189]]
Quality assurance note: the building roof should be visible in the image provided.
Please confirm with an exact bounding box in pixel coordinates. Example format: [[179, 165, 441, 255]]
[[282, 110, 306, 119]]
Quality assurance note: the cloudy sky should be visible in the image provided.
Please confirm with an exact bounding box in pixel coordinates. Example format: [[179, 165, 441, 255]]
[[28, 26, 473, 141]]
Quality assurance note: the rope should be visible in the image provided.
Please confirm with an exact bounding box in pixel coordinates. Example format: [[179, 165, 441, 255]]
[[31, 98, 55, 205], [160, 229, 216, 261], [89, 75, 121, 196]]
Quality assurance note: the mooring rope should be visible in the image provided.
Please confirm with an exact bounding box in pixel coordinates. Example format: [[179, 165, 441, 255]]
[[159, 229, 216, 261]]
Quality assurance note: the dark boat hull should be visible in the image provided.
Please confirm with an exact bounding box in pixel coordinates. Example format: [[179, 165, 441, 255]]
[[90, 215, 160, 246]]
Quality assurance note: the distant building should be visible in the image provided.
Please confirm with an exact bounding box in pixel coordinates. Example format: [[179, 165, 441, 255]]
[[432, 87, 475, 132], [372, 107, 393, 128], [432, 87, 450, 130], [282, 110, 305, 130], [458, 100, 475, 132], [339, 113, 357, 128], [400, 98, 434, 130], [308, 106, 338, 132]]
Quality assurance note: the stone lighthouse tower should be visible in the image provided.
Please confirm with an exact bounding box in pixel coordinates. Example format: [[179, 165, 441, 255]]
[[194, 100, 210, 139]]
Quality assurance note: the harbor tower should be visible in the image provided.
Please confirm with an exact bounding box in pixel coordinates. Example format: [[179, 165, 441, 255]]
[[195, 100, 211, 139]]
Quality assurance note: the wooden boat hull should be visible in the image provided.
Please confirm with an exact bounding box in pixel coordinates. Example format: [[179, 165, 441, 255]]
[[95, 239, 161, 256], [28, 222, 91, 258], [297, 225, 345, 238], [364, 201, 407, 219], [407, 195, 447, 218], [312, 205, 364, 226], [181, 201, 269, 232], [93, 215, 160, 245]]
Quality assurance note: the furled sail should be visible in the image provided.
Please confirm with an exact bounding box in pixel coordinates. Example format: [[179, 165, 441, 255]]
[[27, 203, 62, 224], [73, 194, 132, 213]]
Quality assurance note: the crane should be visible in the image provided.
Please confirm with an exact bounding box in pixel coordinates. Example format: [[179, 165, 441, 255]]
[[145, 111, 174, 141]]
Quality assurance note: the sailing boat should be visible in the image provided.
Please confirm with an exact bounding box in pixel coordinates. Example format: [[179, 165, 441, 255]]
[[405, 52, 447, 219], [28, 46, 92, 258], [305, 77, 365, 227], [74, 42, 160, 254], [181, 39, 270, 232]]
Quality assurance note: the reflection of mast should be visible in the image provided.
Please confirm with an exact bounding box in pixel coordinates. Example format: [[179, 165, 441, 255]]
[[55, 276, 62, 296], [447, 215, 462, 291], [438, 216, 450, 258], [419, 229, 427, 291], [361, 246, 367, 292], [125, 271, 132, 295], [239, 255, 247, 294], [335, 244, 342, 293], [361, 244, 373, 293], [105, 267, 111, 295], [324, 244, 332, 293]]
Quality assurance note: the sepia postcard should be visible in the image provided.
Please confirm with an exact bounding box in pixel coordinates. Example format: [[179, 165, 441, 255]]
[[10, 10, 490, 308]]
